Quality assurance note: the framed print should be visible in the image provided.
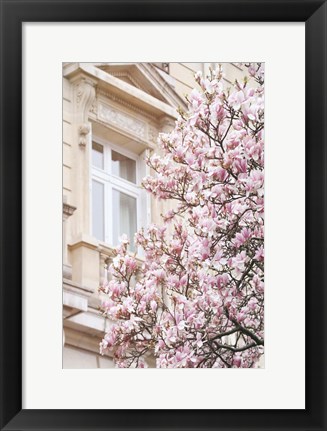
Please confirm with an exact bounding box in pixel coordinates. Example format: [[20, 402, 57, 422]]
[[0, 0, 326, 430]]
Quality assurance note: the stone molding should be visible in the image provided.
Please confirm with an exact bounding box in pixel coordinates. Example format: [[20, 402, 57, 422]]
[[63, 278, 94, 320], [97, 88, 157, 121], [63, 290, 88, 312], [109, 71, 143, 90], [98, 101, 146, 140], [97, 101, 159, 147], [63, 202, 77, 220], [71, 63, 178, 119], [75, 77, 97, 123], [68, 234, 99, 251], [63, 326, 111, 357], [63, 277, 94, 296], [72, 75, 97, 148], [64, 307, 113, 336]]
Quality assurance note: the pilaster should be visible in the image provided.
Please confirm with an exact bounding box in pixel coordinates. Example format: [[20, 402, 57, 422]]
[[70, 75, 97, 236]]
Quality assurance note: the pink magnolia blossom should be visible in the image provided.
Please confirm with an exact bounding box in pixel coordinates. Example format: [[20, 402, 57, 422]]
[[99, 63, 265, 368]]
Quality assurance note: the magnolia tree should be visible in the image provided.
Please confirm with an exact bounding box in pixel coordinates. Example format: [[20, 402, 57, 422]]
[[99, 63, 264, 368]]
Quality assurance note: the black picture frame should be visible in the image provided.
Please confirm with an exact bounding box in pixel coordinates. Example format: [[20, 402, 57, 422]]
[[1, 1, 326, 430]]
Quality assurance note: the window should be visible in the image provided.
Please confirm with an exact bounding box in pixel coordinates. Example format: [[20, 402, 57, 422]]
[[91, 138, 147, 253], [111, 150, 136, 183]]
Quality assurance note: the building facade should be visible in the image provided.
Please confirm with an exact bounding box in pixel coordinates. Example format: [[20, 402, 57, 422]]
[[62, 62, 248, 368]]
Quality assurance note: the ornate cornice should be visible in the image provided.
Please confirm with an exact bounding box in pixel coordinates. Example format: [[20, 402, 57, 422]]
[[97, 88, 157, 122], [109, 71, 143, 90], [96, 100, 159, 146], [63, 202, 77, 220], [98, 102, 146, 140]]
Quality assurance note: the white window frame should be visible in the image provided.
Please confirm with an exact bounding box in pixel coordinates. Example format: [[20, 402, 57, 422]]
[[90, 135, 147, 254]]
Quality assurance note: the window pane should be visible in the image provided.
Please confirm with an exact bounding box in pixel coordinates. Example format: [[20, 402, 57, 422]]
[[111, 150, 136, 183], [92, 142, 104, 169], [92, 180, 104, 241], [112, 190, 137, 252]]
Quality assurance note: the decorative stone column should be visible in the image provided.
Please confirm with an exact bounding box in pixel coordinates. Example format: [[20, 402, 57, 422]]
[[71, 75, 97, 237]]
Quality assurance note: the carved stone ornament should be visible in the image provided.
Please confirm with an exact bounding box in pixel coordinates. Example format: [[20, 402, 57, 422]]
[[90, 102, 97, 115], [76, 79, 96, 120], [98, 102, 146, 139], [78, 123, 91, 147], [63, 202, 77, 221], [74, 77, 96, 149], [148, 126, 159, 144]]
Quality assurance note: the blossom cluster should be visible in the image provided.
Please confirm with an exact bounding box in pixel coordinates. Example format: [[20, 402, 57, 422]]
[[99, 63, 264, 368]]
